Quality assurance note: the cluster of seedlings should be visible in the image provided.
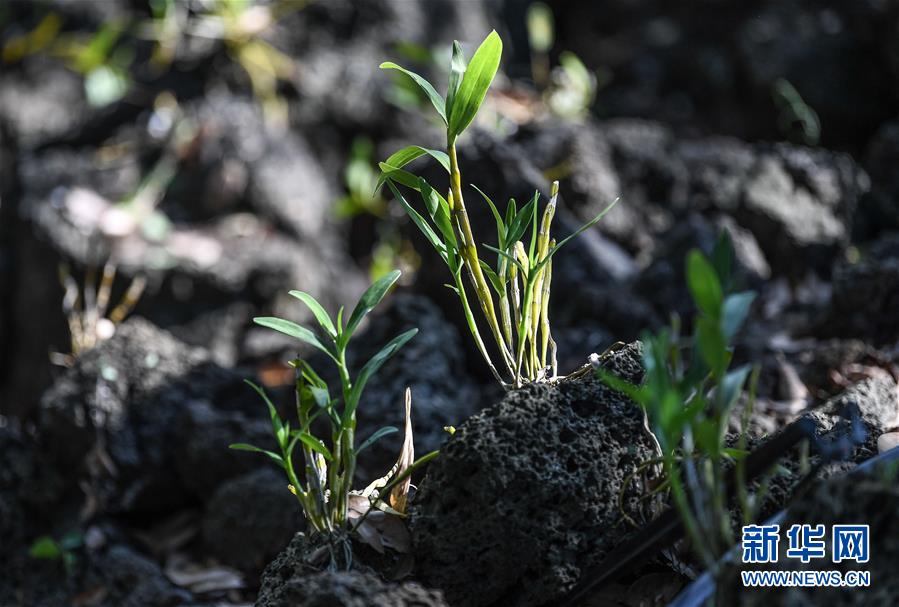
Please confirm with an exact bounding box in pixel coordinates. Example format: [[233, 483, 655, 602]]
[[227, 31, 783, 591]]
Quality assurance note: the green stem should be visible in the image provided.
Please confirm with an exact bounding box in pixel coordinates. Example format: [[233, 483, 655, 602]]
[[448, 143, 515, 377]]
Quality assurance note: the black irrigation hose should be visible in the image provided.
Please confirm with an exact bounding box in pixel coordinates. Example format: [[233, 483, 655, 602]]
[[561, 417, 820, 607]]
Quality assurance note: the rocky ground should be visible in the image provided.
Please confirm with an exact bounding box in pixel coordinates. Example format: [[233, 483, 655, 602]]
[[1, 1, 898, 606]]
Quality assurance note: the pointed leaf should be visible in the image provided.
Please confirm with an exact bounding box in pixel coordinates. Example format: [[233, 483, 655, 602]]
[[346, 328, 418, 419], [419, 178, 457, 249], [253, 317, 336, 360], [379, 163, 423, 190], [344, 270, 402, 344], [386, 181, 447, 259], [686, 250, 723, 319], [229, 443, 285, 468], [711, 230, 734, 290], [245, 379, 288, 448], [297, 432, 333, 461], [532, 198, 619, 275], [355, 426, 399, 456], [696, 317, 726, 379], [288, 290, 336, 337], [471, 184, 505, 247], [716, 364, 750, 412], [722, 291, 756, 340], [376, 146, 450, 191], [505, 195, 536, 246], [380, 62, 447, 124], [447, 31, 502, 139], [478, 260, 505, 295]]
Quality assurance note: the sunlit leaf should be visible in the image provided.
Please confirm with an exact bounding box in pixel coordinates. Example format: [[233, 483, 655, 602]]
[[253, 317, 335, 361], [447, 31, 502, 139], [380, 62, 447, 124], [343, 270, 402, 347], [288, 290, 336, 337]]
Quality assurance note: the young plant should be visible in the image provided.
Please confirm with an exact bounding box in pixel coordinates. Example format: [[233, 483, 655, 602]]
[[52, 262, 146, 367], [597, 233, 761, 574], [230, 270, 423, 566], [378, 31, 616, 388]]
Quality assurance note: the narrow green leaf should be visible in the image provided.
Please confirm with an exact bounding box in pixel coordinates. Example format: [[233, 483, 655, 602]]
[[344, 270, 402, 345], [346, 328, 418, 419], [229, 443, 285, 468], [686, 250, 723, 319], [716, 364, 751, 412], [297, 432, 333, 461], [721, 291, 756, 340], [711, 230, 734, 290], [245, 379, 287, 448], [505, 196, 536, 246], [471, 184, 505, 247], [595, 368, 647, 406], [253, 317, 336, 361], [483, 244, 526, 275], [379, 163, 423, 191], [355, 426, 399, 456], [376, 146, 450, 191], [531, 197, 619, 276], [419, 178, 457, 249], [696, 317, 726, 379], [380, 62, 447, 124], [386, 181, 448, 259], [447, 31, 502, 139], [288, 290, 336, 337], [478, 259, 505, 295]]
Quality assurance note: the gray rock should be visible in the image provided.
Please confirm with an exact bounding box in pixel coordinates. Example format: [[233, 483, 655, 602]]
[[410, 343, 655, 606], [803, 375, 899, 461]]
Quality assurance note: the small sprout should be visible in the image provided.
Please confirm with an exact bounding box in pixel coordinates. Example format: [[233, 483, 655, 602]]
[[378, 31, 617, 389], [231, 271, 436, 568], [29, 532, 83, 576]]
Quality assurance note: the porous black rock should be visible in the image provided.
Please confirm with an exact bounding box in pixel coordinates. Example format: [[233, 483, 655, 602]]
[[39, 317, 263, 513], [255, 533, 448, 607], [202, 468, 300, 575], [410, 342, 655, 606]]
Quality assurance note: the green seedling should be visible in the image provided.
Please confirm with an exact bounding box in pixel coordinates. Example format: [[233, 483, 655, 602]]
[[526, 3, 597, 119], [597, 233, 764, 574], [334, 137, 419, 282], [29, 533, 83, 575], [378, 30, 617, 388], [141, 0, 302, 124], [231, 270, 434, 567]]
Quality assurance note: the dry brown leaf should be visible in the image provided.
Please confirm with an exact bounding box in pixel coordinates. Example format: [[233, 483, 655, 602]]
[[390, 388, 415, 514], [347, 494, 411, 555]]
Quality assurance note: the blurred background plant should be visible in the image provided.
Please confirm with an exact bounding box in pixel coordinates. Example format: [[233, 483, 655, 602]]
[[335, 137, 420, 282], [597, 234, 770, 576], [53, 262, 146, 368], [526, 2, 600, 120], [139, 0, 305, 125]]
